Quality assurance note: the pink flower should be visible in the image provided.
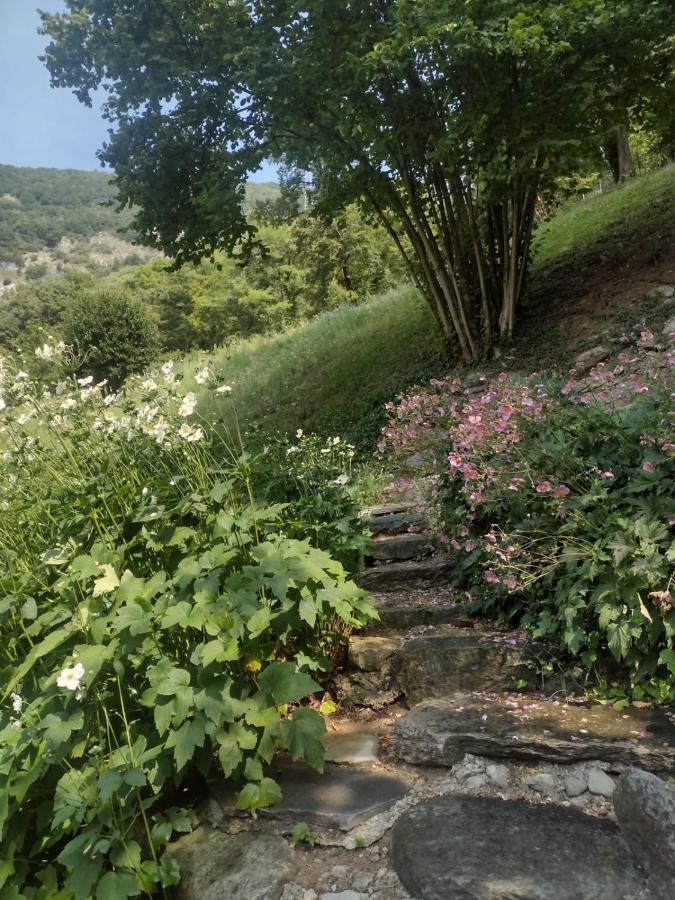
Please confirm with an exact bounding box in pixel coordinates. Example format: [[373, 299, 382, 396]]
[[536, 481, 552, 493], [600, 471, 614, 479], [553, 484, 570, 498], [642, 461, 656, 473], [503, 575, 518, 590], [439, 534, 450, 544], [619, 334, 629, 343], [638, 329, 654, 344], [485, 570, 501, 584], [464, 540, 475, 552], [458, 526, 469, 537], [448, 454, 462, 468], [450, 538, 461, 550]]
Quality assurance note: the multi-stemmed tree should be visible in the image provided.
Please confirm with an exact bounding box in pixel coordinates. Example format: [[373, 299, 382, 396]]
[[42, 0, 672, 361]]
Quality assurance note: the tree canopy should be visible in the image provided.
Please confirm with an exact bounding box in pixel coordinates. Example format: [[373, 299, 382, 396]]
[[41, 0, 673, 360]]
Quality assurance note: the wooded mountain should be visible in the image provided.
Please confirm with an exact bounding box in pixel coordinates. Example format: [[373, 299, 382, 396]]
[[0, 164, 278, 266]]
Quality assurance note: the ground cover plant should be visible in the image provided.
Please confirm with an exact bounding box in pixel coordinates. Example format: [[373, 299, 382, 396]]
[[0, 347, 374, 897], [380, 328, 675, 704]]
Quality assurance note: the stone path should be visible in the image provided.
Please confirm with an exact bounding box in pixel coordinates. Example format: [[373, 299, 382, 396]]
[[166, 494, 675, 900]]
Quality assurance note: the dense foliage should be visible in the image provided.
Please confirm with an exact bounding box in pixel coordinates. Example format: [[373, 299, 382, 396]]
[[41, 0, 673, 359], [0, 349, 372, 897], [380, 330, 675, 702], [61, 289, 160, 386]]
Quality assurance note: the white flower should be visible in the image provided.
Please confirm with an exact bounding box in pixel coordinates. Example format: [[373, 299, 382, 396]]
[[161, 360, 174, 376], [332, 436, 340, 445], [187, 426, 204, 443], [333, 474, 349, 485], [35, 343, 53, 360], [55, 381, 68, 396], [152, 419, 168, 444], [10, 692, 22, 713], [141, 379, 158, 392], [56, 662, 85, 692], [178, 422, 193, 440], [320, 448, 330, 454], [296, 429, 303, 438], [60, 398, 77, 411], [286, 445, 300, 455], [77, 375, 94, 386], [0, 396, 6, 412], [103, 392, 118, 406], [16, 412, 31, 425], [215, 384, 232, 395], [15, 371, 29, 380], [195, 368, 209, 385], [179, 392, 197, 417]]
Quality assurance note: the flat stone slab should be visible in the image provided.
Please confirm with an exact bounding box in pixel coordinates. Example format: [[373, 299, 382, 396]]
[[322, 732, 380, 764], [392, 629, 535, 705], [370, 533, 429, 561], [394, 693, 675, 773], [615, 769, 675, 900], [348, 635, 402, 671], [210, 760, 410, 831], [165, 828, 297, 900], [360, 502, 418, 518], [365, 590, 469, 630], [356, 557, 453, 591], [366, 512, 427, 535], [391, 795, 642, 900]]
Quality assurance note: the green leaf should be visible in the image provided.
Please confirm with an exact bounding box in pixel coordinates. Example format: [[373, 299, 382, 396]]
[[246, 606, 271, 637], [166, 719, 206, 771], [235, 777, 282, 811], [96, 870, 141, 899], [658, 649, 675, 676], [607, 621, 632, 660], [218, 733, 243, 777], [280, 707, 325, 772], [257, 661, 320, 705], [93, 564, 120, 597]]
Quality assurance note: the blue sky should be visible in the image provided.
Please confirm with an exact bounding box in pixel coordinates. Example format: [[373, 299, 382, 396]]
[[0, 0, 276, 180]]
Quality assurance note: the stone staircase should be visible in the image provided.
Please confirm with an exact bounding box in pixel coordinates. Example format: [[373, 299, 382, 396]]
[[167, 496, 675, 900]]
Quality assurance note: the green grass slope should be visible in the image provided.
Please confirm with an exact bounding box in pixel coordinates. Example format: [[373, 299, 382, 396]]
[[192, 165, 674, 450]]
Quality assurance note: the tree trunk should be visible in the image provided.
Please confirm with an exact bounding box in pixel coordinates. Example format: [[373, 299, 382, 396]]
[[604, 126, 635, 182]]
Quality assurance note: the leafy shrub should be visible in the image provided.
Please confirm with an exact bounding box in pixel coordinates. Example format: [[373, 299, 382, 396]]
[[0, 359, 373, 897], [380, 339, 675, 703], [61, 288, 159, 386]]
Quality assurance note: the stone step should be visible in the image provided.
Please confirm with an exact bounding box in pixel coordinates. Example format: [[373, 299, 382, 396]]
[[391, 627, 536, 705], [359, 502, 419, 518], [355, 556, 453, 591], [366, 511, 428, 535], [365, 589, 470, 630], [207, 759, 410, 832], [391, 795, 642, 900], [393, 692, 675, 774], [370, 533, 430, 561]]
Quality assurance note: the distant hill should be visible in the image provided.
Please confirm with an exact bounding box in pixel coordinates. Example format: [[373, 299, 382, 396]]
[[0, 164, 278, 272]]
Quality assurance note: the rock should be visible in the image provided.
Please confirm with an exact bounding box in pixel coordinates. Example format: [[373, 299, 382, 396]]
[[334, 670, 401, 710], [348, 635, 401, 671], [464, 773, 488, 791], [365, 512, 427, 535], [360, 502, 419, 518], [322, 731, 379, 765], [655, 284, 674, 300], [209, 760, 410, 831], [164, 828, 297, 900], [526, 773, 557, 795], [393, 692, 675, 772], [564, 774, 588, 798], [485, 763, 510, 787], [320, 893, 366, 900], [356, 557, 454, 591], [370, 533, 429, 561], [391, 630, 535, 705], [351, 873, 373, 892], [662, 316, 675, 337], [573, 345, 612, 374], [614, 768, 675, 900], [281, 887, 318, 900], [366, 591, 469, 630], [391, 795, 641, 900], [587, 768, 615, 798]]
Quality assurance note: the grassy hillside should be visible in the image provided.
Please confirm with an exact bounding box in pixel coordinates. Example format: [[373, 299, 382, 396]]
[[190, 165, 674, 449], [0, 164, 279, 267]]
